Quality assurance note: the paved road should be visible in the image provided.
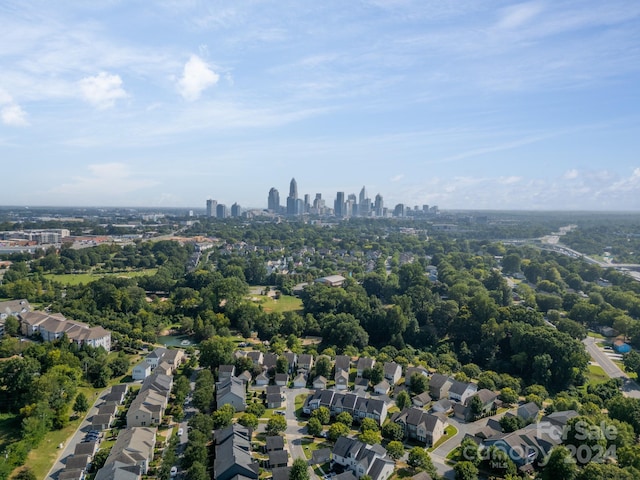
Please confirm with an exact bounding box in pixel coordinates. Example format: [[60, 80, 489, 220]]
[[45, 387, 111, 480], [283, 387, 320, 479], [583, 337, 640, 398], [429, 409, 515, 479]]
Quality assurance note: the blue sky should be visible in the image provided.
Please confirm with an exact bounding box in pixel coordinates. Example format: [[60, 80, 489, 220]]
[[1, 0, 639, 210]]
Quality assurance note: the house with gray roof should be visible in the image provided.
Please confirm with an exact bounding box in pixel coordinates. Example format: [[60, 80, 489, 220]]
[[392, 407, 447, 446], [448, 380, 477, 404], [356, 357, 375, 377], [213, 424, 259, 480], [383, 362, 402, 385], [216, 376, 247, 412], [335, 369, 349, 391], [94, 427, 156, 479], [428, 374, 453, 400], [335, 355, 351, 375], [332, 436, 394, 480]]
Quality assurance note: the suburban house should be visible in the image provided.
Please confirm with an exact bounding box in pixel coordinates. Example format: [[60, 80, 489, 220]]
[[265, 435, 284, 453], [428, 374, 453, 400], [247, 351, 265, 367], [92, 413, 114, 431], [218, 364, 236, 381], [94, 427, 157, 480], [303, 390, 389, 425], [144, 347, 184, 372], [0, 299, 30, 336], [335, 369, 349, 390], [263, 353, 279, 371], [353, 377, 369, 395], [383, 362, 402, 385], [237, 370, 253, 384], [216, 377, 247, 412], [293, 372, 308, 388], [482, 410, 579, 468], [517, 402, 541, 422], [283, 352, 298, 373], [335, 355, 351, 374], [298, 354, 314, 372], [255, 372, 270, 387], [356, 357, 375, 377], [132, 361, 151, 381], [332, 436, 395, 480], [453, 389, 500, 421], [275, 373, 288, 386], [127, 389, 168, 427], [374, 380, 390, 395], [214, 424, 259, 480], [313, 375, 328, 390], [448, 380, 478, 404], [392, 407, 447, 447], [404, 366, 430, 387], [431, 399, 453, 414], [412, 391, 432, 408], [267, 393, 284, 409], [267, 450, 289, 469]]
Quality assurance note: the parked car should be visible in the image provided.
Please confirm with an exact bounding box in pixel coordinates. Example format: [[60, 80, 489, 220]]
[[178, 428, 184, 436], [170, 466, 178, 477]]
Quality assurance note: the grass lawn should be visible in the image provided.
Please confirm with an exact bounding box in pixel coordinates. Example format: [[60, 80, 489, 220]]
[[428, 425, 458, 452], [43, 268, 157, 285], [19, 415, 85, 480], [0, 413, 21, 452], [588, 331, 605, 339], [586, 364, 609, 384], [253, 294, 303, 314], [295, 394, 307, 419]]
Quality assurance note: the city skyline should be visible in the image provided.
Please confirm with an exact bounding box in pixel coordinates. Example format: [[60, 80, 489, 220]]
[[1, 1, 639, 210]]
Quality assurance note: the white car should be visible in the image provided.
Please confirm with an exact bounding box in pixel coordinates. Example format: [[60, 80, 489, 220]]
[[178, 428, 184, 436], [170, 466, 178, 477]]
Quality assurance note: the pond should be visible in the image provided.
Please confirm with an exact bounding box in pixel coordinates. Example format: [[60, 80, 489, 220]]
[[156, 334, 197, 347]]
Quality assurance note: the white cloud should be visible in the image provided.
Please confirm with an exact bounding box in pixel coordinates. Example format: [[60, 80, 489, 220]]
[[1, 104, 29, 126], [51, 163, 158, 196], [563, 169, 579, 179], [496, 2, 544, 30], [79, 72, 127, 109], [390, 174, 404, 182], [0, 88, 29, 126], [177, 55, 219, 101]]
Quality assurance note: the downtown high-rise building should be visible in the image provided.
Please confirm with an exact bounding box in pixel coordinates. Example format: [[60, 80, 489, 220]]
[[231, 203, 241, 218], [374, 194, 384, 217], [206, 199, 217, 217], [268, 188, 280, 212], [334, 192, 345, 217], [216, 204, 228, 218], [286, 178, 298, 215]]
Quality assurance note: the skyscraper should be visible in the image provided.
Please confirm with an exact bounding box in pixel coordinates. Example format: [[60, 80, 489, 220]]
[[374, 194, 384, 217], [216, 204, 228, 218], [286, 178, 298, 215], [231, 203, 241, 218], [206, 199, 217, 217], [268, 188, 280, 212], [335, 192, 345, 217]]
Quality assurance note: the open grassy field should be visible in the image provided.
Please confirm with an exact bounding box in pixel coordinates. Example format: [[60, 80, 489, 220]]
[[252, 294, 303, 314], [586, 364, 609, 384], [43, 268, 157, 285]]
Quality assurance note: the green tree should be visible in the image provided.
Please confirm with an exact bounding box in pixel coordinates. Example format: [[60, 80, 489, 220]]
[[307, 417, 323, 437], [454, 461, 479, 480], [311, 406, 331, 425], [199, 336, 236, 370], [386, 441, 405, 460], [499, 387, 519, 406], [382, 422, 404, 441], [542, 446, 577, 480], [212, 404, 235, 429], [289, 457, 310, 480], [238, 413, 259, 430], [12, 468, 37, 480], [407, 447, 437, 476], [360, 417, 379, 433], [336, 412, 353, 428], [395, 390, 411, 410], [73, 392, 90, 414], [328, 422, 350, 441], [358, 429, 382, 445], [187, 462, 209, 480], [314, 356, 332, 378], [246, 402, 266, 418], [266, 414, 287, 436], [410, 373, 429, 394]]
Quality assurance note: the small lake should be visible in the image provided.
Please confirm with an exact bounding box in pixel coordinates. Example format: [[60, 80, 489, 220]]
[[156, 334, 197, 347]]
